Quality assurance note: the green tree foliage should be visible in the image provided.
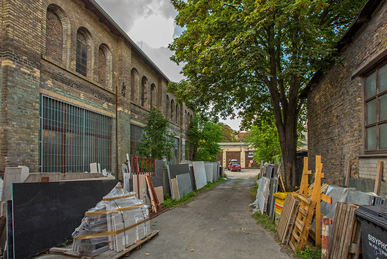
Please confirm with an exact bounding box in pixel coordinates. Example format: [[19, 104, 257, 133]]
[[189, 115, 223, 161], [246, 120, 282, 164], [168, 0, 366, 188], [137, 108, 176, 160], [219, 123, 238, 142]]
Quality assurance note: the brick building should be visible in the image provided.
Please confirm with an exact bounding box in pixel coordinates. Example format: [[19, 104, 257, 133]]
[[0, 0, 193, 178], [301, 0, 387, 184], [216, 143, 260, 169]]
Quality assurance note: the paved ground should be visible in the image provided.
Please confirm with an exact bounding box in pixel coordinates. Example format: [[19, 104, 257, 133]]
[[129, 169, 291, 259], [38, 169, 292, 259]]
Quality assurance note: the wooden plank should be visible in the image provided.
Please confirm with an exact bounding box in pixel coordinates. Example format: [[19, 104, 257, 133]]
[[332, 202, 345, 259], [374, 161, 383, 195], [342, 206, 357, 257], [293, 192, 311, 205], [298, 207, 307, 216], [284, 200, 299, 245], [295, 219, 304, 231]]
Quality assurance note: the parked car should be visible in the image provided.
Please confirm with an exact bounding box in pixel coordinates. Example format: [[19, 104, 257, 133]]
[[228, 162, 241, 171]]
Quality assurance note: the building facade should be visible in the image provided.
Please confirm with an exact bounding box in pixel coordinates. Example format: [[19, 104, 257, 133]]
[[0, 0, 193, 178], [301, 0, 386, 184], [217, 142, 260, 169]]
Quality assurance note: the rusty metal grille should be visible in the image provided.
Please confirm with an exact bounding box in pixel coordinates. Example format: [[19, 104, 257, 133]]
[[40, 95, 112, 173]]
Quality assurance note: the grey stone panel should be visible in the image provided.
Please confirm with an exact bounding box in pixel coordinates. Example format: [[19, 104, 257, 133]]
[[212, 162, 219, 182], [170, 164, 196, 191], [204, 163, 213, 183], [176, 173, 193, 199], [192, 162, 207, 190]]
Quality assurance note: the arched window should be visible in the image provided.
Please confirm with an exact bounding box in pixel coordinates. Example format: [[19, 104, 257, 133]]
[[166, 95, 170, 119], [76, 29, 89, 76], [185, 111, 188, 129], [171, 99, 175, 122], [121, 83, 126, 97], [97, 44, 112, 90], [46, 8, 62, 63], [150, 84, 156, 108], [131, 69, 139, 103], [141, 77, 147, 107], [98, 48, 106, 85], [176, 104, 179, 124]]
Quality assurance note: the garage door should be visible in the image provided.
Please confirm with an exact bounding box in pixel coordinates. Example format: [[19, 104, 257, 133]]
[[226, 152, 240, 164], [245, 151, 260, 169]]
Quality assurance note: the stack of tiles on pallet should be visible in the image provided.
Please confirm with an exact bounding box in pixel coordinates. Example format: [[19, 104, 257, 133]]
[[71, 183, 151, 257]]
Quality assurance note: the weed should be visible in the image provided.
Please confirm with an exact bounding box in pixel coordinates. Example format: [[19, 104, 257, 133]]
[[295, 246, 321, 259], [61, 238, 69, 247], [252, 211, 277, 233], [224, 173, 228, 178], [234, 181, 242, 185]]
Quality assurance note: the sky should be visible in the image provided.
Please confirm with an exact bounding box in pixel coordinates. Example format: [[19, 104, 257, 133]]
[[95, 0, 242, 131]]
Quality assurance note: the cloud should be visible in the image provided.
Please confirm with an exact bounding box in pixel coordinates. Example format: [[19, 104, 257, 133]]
[[96, 0, 177, 32], [139, 42, 185, 83]]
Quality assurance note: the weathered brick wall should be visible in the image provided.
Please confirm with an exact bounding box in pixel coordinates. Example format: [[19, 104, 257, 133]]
[[0, 0, 43, 176], [0, 0, 192, 177], [307, 1, 387, 184]]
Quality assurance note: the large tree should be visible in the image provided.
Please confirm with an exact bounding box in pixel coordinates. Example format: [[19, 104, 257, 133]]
[[137, 108, 176, 160], [189, 115, 223, 161], [168, 0, 366, 189], [219, 123, 238, 142]]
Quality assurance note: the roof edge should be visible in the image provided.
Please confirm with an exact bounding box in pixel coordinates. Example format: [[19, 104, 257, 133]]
[[85, 0, 171, 83], [300, 0, 382, 99]]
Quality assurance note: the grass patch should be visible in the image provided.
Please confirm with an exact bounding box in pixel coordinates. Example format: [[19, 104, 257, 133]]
[[224, 173, 228, 178], [163, 177, 227, 208], [295, 246, 321, 259], [250, 183, 258, 197], [164, 191, 197, 208], [234, 181, 242, 185], [252, 211, 277, 233]]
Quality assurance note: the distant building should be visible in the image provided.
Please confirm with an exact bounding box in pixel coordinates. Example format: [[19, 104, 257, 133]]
[[216, 142, 260, 169]]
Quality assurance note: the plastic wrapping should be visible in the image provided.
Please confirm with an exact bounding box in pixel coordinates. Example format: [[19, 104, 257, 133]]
[[72, 183, 151, 256], [249, 177, 270, 214]]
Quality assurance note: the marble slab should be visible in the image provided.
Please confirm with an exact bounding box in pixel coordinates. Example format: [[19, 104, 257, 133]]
[[171, 178, 180, 200], [176, 173, 193, 199], [212, 162, 219, 182], [2, 167, 29, 202], [167, 164, 195, 198], [192, 162, 207, 190], [155, 186, 164, 204], [204, 163, 213, 183]]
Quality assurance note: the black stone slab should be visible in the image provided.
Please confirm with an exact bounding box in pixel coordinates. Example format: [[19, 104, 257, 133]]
[[7, 200, 13, 259], [169, 164, 195, 194], [12, 179, 118, 259]]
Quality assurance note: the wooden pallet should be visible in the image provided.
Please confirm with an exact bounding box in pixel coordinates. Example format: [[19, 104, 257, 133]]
[[289, 192, 316, 252], [328, 203, 361, 259], [276, 193, 299, 245], [51, 230, 159, 259]]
